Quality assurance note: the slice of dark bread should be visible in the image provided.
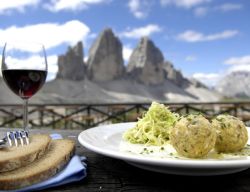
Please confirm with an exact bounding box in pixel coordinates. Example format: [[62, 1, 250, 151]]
[[0, 139, 75, 190], [0, 134, 51, 172]]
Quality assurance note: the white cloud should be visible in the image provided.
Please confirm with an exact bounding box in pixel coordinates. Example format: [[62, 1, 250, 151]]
[[194, 6, 208, 17], [0, 54, 58, 80], [0, 20, 90, 81], [123, 45, 133, 62], [46, 54, 58, 81], [185, 55, 197, 61], [224, 55, 250, 66], [0, 0, 40, 14], [192, 55, 250, 87], [128, 0, 152, 19], [47, 55, 58, 73], [160, 0, 210, 9], [215, 3, 243, 12], [192, 73, 220, 87], [44, 0, 110, 12], [0, 20, 91, 51], [120, 24, 162, 39], [194, 3, 243, 17], [227, 65, 250, 73], [84, 56, 88, 63], [177, 30, 239, 42], [1, 54, 57, 70], [191, 55, 250, 85], [0, 56, 2, 76], [3, 55, 46, 70], [193, 73, 219, 79], [224, 55, 250, 73]]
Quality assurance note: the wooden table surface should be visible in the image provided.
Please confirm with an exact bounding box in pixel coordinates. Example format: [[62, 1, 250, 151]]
[[1, 128, 250, 192]]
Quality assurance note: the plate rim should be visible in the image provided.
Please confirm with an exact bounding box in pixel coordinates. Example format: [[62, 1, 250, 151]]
[[78, 122, 250, 169]]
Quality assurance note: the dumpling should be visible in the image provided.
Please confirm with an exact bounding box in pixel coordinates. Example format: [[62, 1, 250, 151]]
[[212, 115, 248, 153], [170, 114, 216, 158]]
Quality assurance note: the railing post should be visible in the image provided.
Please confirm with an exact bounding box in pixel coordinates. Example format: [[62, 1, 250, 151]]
[[136, 104, 140, 114], [234, 103, 238, 117], [40, 108, 44, 127], [87, 105, 91, 127], [185, 104, 189, 114], [136, 104, 141, 121], [64, 108, 68, 129], [123, 104, 126, 122], [52, 112, 55, 129]]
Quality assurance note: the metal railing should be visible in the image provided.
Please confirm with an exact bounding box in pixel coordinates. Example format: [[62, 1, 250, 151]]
[[1, 102, 250, 129]]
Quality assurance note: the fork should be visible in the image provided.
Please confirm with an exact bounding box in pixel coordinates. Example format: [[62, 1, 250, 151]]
[[0, 130, 29, 148]]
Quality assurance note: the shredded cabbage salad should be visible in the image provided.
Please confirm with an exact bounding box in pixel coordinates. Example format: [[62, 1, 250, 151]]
[[123, 102, 179, 146]]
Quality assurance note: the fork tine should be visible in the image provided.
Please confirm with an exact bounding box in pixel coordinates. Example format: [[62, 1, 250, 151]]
[[8, 132, 17, 147], [17, 131, 24, 146], [21, 131, 29, 145], [6, 132, 12, 147], [13, 132, 18, 147], [25, 132, 29, 145], [25, 136, 29, 145]]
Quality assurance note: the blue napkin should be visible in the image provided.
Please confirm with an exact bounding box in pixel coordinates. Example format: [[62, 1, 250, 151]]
[[1, 134, 87, 192]]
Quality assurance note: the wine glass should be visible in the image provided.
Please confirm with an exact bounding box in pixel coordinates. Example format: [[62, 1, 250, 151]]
[[1, 42, 48, 132]]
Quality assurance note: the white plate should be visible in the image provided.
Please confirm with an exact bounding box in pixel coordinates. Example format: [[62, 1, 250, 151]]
[[78, 122, 250, 176]]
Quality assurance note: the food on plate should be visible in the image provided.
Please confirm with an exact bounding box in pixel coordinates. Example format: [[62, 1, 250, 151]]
[[0, 139, 75, 190], [121, 101, 249, 159], [0, 134, 51, 172], [170, 114, 216, 158], [212, 114, 248, 153], [123, 101, 179, 146]]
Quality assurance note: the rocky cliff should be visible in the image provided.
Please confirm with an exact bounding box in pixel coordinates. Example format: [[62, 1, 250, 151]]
[[55, 29, 196, 88], [56, 41, 85, 80], [216, 71, 250, 98], [127, 37, 165, 85], [87, 28, 124, 81], [163, 61, 190, 87]]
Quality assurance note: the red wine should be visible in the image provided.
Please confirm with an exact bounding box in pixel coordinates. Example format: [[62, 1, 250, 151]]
[[2, 69, 47, 99]]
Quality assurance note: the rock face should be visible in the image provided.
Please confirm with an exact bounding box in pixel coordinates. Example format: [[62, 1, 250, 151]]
[[189, 78, 207, 88], [87, 28, 124, 82], [216, 71, 250, 98], [163, 61, 189, 87], [127, 37, 165, 85], [56, 42, 85, 80]]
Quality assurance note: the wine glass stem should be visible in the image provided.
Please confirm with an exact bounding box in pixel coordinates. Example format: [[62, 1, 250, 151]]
[[23, 99, 28, 131]]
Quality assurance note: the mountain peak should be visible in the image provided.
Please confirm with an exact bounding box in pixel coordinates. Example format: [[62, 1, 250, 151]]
[[127, 37, 165, 85], [56, 41, 85, 81], [216, 71, 250, 98], [86, 28, 125, 82], [102, 27, 113, 35]]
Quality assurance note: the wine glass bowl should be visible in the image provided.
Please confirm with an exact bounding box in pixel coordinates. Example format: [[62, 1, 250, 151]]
[[1, 42, 48, 131], [1, 68, 47, 99]]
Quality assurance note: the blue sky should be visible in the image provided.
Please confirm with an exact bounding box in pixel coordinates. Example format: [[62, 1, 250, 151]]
[[0, 0, 249, 86]]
